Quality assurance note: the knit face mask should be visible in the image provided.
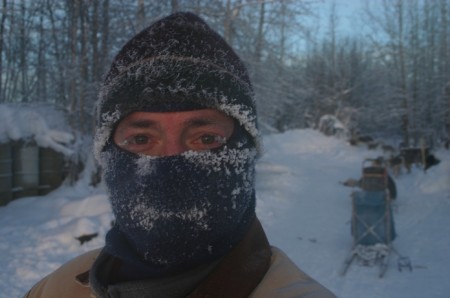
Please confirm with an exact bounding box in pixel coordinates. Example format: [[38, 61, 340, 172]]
[[94, 12, 261, 276], [100, 126, 257, 275]]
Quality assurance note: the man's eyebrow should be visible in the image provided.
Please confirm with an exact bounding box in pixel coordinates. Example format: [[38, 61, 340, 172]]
[[123, 117, 226, 129], [126, 119, 158, 128], [184, 118, 219, 127]]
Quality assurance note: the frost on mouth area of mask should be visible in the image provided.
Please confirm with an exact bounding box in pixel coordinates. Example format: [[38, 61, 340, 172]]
[[128, 202, 210, 231], [183, 146, 256, 174], [123, 146, 256, 232]]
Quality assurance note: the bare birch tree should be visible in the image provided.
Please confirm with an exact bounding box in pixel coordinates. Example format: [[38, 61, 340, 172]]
[[0, 0, 7, 101]]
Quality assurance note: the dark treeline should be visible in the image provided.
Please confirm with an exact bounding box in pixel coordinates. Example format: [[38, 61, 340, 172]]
[[0, 0, 449, 148]]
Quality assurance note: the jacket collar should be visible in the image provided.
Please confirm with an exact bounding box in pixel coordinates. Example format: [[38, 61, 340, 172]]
[[188, 216, 272, 297], [76, 216, 271, 297]]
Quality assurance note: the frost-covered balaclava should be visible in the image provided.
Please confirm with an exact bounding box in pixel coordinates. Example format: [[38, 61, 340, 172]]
[[94, 12, 261, 276]]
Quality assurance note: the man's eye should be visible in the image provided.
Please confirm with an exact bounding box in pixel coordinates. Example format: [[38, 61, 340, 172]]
[[201, 135, 216, 145], [132, 135, 149, 145], [120, 135, 150, 147], [200, 135, 226, 145]]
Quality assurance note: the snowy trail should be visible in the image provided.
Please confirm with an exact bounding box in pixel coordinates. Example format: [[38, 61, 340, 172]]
[[257, 129, 450, 298]]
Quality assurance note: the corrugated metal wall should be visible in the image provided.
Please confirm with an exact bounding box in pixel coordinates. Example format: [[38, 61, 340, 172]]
[[0, 142, 67, 205]]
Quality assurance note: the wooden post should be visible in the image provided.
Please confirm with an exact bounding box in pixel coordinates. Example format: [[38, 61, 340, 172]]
[[0, 143, 12, 205]]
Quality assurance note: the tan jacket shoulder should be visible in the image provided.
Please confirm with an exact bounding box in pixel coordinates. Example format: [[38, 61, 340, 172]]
[[25, 247, 335, 298], [250, 247, 336, 298], [24, 249, 101, 298]]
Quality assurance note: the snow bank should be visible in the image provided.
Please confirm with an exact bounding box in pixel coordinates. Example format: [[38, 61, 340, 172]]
[[415, 150, 450, 194], [0, 104, 74, 156]]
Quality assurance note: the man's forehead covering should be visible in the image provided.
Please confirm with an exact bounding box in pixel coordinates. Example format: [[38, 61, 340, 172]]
[[94, 12, 260, 160]]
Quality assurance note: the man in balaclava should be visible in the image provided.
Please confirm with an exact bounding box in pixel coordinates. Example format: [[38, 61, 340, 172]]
[[26, 12, 335, 298]]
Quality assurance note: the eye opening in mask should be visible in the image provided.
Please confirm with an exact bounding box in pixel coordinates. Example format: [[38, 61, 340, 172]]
[[108, 109, 246, 156]]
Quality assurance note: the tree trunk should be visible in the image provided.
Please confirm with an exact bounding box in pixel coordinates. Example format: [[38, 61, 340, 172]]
[[395, 0, 410, 146], [79, 0, 88, 134], [100, 0, 110, 75], [255, 0, 265, 64], [0, 0, 7, 101], [171, 0, 178, 13], [19, 0, 27, 102], [91, 0, 100, 82], [68, 0, 79, 130], [137, 0, 145, 30], [223, 0, 242, 45]]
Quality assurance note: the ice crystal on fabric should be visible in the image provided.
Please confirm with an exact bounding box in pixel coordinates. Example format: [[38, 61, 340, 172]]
[[135, 154, 159, 176], [94, 108, 122, 162], [182, 147, 256, 175], [129, 203, 210, 232]]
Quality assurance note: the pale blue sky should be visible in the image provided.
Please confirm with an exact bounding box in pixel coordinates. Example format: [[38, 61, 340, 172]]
[[316, 0, 370, 37]]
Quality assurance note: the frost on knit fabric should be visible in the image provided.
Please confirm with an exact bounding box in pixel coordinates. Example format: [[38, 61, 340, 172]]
[[94, 12, 261, 161], [97, 13, 259, 270], [94, 57, 260, 161], [101, 139, 256, 267], [101, 143, 257, 232]]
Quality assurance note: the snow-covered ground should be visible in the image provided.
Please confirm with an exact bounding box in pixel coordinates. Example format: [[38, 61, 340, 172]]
[[1, 129, 449, 297]]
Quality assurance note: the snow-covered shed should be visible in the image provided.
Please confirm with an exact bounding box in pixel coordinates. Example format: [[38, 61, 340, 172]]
[[0, 104, 75, 205]]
